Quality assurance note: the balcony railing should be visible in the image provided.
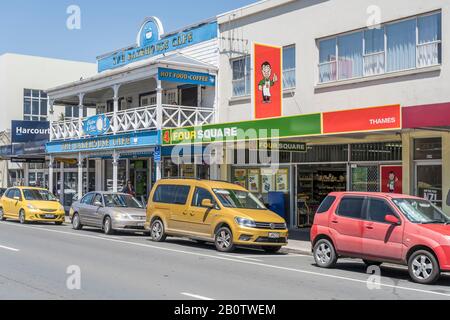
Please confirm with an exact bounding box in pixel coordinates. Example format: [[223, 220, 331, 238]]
[[50, 104, 215, 141]]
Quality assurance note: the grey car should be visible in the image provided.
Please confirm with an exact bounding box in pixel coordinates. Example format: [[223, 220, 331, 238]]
[[70, 192, 147, 235]]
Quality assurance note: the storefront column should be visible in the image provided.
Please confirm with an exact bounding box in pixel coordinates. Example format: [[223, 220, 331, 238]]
[[112, 150, 119, 193], [155, 79, 163, 181], [442, 132, 450, 213], [59, 161, 64, 203], [112, 84, 121, 134], [95, 160, 103, 191], [48, 156, 54, 193], [402, 132, 414, 195], [23, 163, 29, 186], [77, 153, 83, 199], [78, 93, 85, 139]]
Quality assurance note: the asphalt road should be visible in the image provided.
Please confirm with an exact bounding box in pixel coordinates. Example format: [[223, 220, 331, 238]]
[[1, 220, 450, 300]]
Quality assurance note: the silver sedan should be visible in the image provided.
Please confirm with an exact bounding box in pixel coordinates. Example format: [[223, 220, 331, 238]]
[[70, 192, 147, 235]]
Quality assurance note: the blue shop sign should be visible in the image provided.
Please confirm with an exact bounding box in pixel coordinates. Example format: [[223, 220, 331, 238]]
[[158, 68, 216, 87], [12, 120, 50, 143], [46, 131, 160, 154], [97, 17, 217, 73], [83, 115, 111, 136]]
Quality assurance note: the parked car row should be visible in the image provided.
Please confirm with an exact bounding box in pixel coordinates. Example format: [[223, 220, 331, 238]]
[[2, 181, 450, 285]]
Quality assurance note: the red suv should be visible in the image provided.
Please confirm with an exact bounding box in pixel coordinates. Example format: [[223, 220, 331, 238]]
[[311, 192, 450, 284]]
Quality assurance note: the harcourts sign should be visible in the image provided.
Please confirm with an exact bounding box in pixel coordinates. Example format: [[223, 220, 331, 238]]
[[12, 120, 50, 143], [97, 17, 218, 73]]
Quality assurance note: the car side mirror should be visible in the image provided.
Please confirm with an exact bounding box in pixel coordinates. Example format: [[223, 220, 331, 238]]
[[385, 215, 400, 225], [201, 199, 215, 208]]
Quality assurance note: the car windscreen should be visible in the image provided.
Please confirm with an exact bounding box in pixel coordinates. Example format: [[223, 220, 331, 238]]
[[23, 189, 58, 201], [104, 194, 143, 208], [393, 198, 450, 224], [213, 189, 266, 210]]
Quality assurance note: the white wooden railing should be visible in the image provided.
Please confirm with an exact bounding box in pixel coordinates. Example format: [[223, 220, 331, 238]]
[[50, 104, 215, 141]]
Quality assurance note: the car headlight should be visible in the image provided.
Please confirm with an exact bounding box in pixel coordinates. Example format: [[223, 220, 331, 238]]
[[27, 204, 37, 210], [113, 212, 129, 220], [59, 205, 65, 211], [235, 217, 256, 228]]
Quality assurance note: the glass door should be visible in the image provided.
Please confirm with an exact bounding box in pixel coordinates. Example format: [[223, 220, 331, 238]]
[[415, 161, 442, 207]]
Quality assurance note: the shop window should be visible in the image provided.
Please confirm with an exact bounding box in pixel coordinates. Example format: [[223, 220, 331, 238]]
[[351, 166, 379, 192], [23, 89, 48, 121], [351, 142, 402, 162], [283, 45, 296, 89], [231, 56, 251, 97], [337, 197, 365, 219], [416, 164, 442, 207], [414, 138, 442, 160], [317, 11, 442, 84], [292, 144, 348, 163]]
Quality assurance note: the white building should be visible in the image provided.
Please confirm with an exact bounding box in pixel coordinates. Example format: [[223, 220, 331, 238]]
[[0, 53, 97, 188]]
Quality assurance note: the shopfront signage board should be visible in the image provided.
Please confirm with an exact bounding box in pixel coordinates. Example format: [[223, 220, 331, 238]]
[[158, 68, 215, 87], [83, 114, 111, 136], [12, 120, 50, 143]]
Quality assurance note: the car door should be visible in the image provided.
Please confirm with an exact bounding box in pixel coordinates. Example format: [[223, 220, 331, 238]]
[[185, 187, 218, 237], [329, 196, 366, 255], [2, 189, 13, 217], [362, 197, 404, 261], [91, 194, 105, 228], [78, 193, 95, 226], [10, 189, 23, 219]]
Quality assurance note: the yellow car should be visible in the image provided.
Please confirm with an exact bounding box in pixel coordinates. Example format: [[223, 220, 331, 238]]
[[0, 187, 65, 225], [145, 179, 289, 253]]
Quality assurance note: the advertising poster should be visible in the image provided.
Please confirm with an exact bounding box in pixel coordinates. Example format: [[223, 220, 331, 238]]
[[380, 165, 403, 194], [234, 169, 247, 188], [261, 168, 275, 193], [276, 169, 289, 193], [253, 43, 283, 119], [247, 169, 260, 193]]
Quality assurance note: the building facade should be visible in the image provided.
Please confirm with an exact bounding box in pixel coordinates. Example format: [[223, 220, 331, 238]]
[[210, 0, 450, 227], [0, 53, 96, 188]]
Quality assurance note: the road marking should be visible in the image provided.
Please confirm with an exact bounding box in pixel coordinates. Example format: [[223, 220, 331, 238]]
[[181, 292, 214, 300], [0, 244, 19, 252], [2, 221, 450, 298], [217, 254, 262, 262]]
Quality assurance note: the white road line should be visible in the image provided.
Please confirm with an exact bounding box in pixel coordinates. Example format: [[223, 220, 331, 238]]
[[0, 244, 20, 252], [217, 254, 262, 262], [181, 292, 214, 300], [2, 221, 450, 298]]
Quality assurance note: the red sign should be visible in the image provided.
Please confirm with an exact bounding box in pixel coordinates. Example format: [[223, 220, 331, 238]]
[[254, 43, 282, 119], [403, 102, 450, 129], [323, 105, 401, 134], [381, 165, 403, 194]]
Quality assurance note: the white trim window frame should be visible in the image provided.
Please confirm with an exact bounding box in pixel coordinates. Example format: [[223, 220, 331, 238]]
[[23, 89, 48, 121], [283, 44, 297, 89], [231, 55, 251, 97], [317, 10, 442, 84]]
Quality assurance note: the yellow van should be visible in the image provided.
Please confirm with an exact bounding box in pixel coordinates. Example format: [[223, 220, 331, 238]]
[[145, 179, 288, 253], [0, 187, 65, 225]]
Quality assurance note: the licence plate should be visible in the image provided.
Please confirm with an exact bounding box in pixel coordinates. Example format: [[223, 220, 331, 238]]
[[268, 232, 280, 239], [44, 215, 55, 219]]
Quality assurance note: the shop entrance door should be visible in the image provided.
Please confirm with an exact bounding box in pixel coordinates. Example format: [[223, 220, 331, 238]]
[[415, 161, 442, 207], [130, 160, 150, 204]]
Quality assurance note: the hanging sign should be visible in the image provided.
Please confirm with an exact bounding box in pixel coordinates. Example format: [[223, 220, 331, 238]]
[[254, 43, 283, 119], [83, 115, 111, 136]]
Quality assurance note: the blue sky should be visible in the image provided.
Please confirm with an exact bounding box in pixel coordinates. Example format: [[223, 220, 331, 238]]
[[0, 0, 256, 62]]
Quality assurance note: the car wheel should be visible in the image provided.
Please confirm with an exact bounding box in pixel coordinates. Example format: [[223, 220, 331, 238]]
[[408, 250, 440, 284], [103, 217, 115, 235], [363, 260, 383, 267], [150, 219, 167, 242], [19, 210, 27, 224], [263, 246, 282, 253], [313, 239, 337, 268], [215, 227, 235, 253], [72, 213, 83, 230], [0, 208, 5, 221]]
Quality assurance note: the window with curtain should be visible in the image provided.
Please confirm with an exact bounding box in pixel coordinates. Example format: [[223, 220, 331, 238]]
[[318, 38, 337, 83], [318, 11, 442, 83], [283, 45, 296, 89], [386, 19, 416, 72], [364, 28, 385, 76], [232, 56, 251, 97], [338, 32, 363, 79], [418, 13, 442, 68]]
